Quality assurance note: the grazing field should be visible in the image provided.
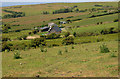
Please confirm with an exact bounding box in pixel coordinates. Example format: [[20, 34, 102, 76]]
[[64, 14, 118, 27], [3, 41, 118, 77], [2, 2, 119, 77], [68, 22, 118, 34]]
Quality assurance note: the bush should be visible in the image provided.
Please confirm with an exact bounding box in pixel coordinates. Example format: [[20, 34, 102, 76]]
[[100, 43, 109, 53], [46, 33, 60, 39], [14, 51, 21, 59], [96, 37, 104, 42], [65, 47, 68, 52], [29, 32, 32, 35], [17, 37, 22, 40], [64, 32, 70, 37], [62, 36, 74, 45], [52, 44, 59, 46], [72, 45, 74, 49], [110, 53, 117, 57], [113, 19, 118, 22], [32, 30, 37, 34], [100, 27, 114, 34], [31, 37, 46, 48], [44, 49, 47, 52], [22, 35, 27, 40], [48, 45, 52, 48], [40, 47, 44, 52], [73, 32, 77, 37], [2, 37, 11, 42], [58, 50, 62, 55], [2, 42, 10, 51]]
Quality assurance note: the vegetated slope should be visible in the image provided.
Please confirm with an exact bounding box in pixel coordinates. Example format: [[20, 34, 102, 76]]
[[64, 14, 118, 27], [2, 2, 118, 17], [3, 40, 118, 77], [2, 2, 118, 31], [69, 22, 118, 34]]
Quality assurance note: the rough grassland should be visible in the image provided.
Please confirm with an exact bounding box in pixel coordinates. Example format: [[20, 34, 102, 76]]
[[3, 41, 118, 77], [0, 53, 2, 78], [64, 14, 118, 27], [69, 22, 118, 34], [2, 2, 118, 77], [2, 2, 118, 17]]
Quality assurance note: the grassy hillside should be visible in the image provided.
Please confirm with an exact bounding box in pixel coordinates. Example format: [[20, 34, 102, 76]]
[[3, 40, 118, 77], [64, 14, 118, 27], [2, 2, 118, 17], [2, 2, 119, 77], [2, 2, 118, 31], [68, 22, 118, 34]]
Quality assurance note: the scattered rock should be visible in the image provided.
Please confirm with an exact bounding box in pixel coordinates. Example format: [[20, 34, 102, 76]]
[[20, 63, 22, 65]]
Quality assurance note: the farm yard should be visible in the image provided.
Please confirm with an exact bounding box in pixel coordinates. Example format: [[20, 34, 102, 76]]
[[1, 2, 119, 77]]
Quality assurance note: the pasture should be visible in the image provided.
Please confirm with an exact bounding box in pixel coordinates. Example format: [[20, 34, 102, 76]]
[[3, 40, 118, 77], [1, 2, 119, 77]]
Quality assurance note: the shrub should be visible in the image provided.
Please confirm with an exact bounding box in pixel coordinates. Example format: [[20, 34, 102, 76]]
[[32, 30, 37, 34], [64, 32, 70, 37], [29, 32, 32, 35], [5, 49, 10, 52], [100, 27, 115, 34], [44, 49, 47, 52], [96, 37, 104, 42], [14, 51, 21, 59], [2, 37, 11, 42], [46, 33, 60, 39], [40, 47, 44, 52], [31, 37, 46, 48], [58, 50, 62, 55], [100, 43, 109, 53], [110, 53, 117, 57], [113, 19, 118, 22], [17, 37, 22, 40], [73, 32, 77, 37], [65, 47, 68, 52], [22, 35, 27, 40], [2, 42, 10, 51], [48, 45, 52, 48], [62, 36, 74, 45], [52, 44, 59, 46], [72, 45, 74, 49]]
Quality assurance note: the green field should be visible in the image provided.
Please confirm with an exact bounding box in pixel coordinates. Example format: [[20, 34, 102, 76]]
[[2, 2, 119, 77], [64, 14, 118, 27], [3, 40, 118, 77], [69, 22, 118, 34]]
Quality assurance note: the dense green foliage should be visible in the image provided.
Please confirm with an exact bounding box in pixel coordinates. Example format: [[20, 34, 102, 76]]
[[2, 24, 11, 33], [46, 33, 60, 39], [14, 50, 21, 59], [53, 8, 73, 14], [62, 36, 74, 45], [31, 38, 46, 48], [100, 43, 110, 53], [3, 9, 25, 19]]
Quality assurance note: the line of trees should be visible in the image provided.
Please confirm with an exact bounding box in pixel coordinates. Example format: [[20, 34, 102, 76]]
[[42, 11, 49, 14], [53, 8, 73, 14], [3, 9, 25, 19]]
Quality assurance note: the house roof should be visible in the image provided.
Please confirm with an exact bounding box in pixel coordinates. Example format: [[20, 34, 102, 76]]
[[40, 26, 49, 30], [48, 26, 61, 32]]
